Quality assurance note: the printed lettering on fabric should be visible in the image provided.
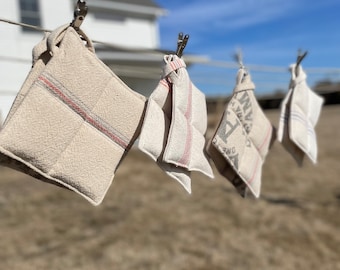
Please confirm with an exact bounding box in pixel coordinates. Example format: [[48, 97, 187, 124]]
[[220, 114, 240, 170], [208, 67, 273, 198], [212, 111, 260, 198], [214, 110, 244, 172], [216, 110, 240, 145], [230, 91, 253, 133]]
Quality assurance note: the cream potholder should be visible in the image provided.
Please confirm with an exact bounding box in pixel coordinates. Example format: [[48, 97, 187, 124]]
[[138, 76, 191, 193], [4, 32, 51, 125], [208, 68, 274, 198], [0, 33, 52, 177], [277, 64, 324, 165], [163, 56, 213, 179], [0, 24, 146, 205], [138, 55, 213, 193]]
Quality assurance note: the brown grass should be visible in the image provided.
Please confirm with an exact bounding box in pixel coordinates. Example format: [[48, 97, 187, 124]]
[[0, 105, 339, 270]]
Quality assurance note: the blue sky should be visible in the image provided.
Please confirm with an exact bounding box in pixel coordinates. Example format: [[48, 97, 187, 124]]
[[154, 0, 340, 95]]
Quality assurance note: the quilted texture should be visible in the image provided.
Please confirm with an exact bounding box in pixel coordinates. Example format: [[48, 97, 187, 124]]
[[0, 33, 52, 177], [0, 24, 146, 205], [138, 55, 213, 193], [207, 68, 274, 198], [4, 33, 50, 125], [277, 64, 324, 165]]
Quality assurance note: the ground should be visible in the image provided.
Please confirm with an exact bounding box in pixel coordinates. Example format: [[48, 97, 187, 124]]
[[0, 105, 339, 270]]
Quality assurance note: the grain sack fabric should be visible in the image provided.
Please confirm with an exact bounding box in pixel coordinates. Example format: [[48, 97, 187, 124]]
[[138, 75, 191, 193], [207, 68, 274, 198], [4, 32, 50, 126], [138, 55, 213, 193], [0, 24, 146, 205], [277, 64, 324, 165], [0, 33, 53, 177]]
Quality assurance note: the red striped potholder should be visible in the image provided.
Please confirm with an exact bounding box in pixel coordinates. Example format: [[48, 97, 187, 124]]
[[139, 55, 213, 193], [0, 24, 146, 205]]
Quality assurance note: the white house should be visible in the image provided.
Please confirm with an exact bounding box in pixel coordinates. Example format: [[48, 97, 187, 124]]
[[0, 0, 203, 124]]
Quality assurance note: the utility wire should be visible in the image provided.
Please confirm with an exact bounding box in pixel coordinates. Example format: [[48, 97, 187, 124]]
[[199, 60, 340, 74], [0, 18, 171, 54], [0, 18, 50, 32]]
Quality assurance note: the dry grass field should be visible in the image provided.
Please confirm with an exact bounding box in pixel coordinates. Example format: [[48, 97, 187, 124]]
[[0, 105, 339, 270]]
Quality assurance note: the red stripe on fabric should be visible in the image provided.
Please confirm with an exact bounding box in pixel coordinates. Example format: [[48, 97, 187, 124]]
[[174, 60, 181, 69], [38, 76, 128, 149], [178, 121, 192, 166], [176, 60, 184, 69], [258, 125, 272, 152], [178, 81, 193, 166], [170, 61, 176, 72], [185, 82, 193, 119], [247, 156, 260, 185], [160, 79, 169, 89], [170, 59, 184, 72]]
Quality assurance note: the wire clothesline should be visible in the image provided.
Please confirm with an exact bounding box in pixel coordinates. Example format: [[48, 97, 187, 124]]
[[1, 17, 340, 74], [0, 18, 171, 54], [201, 61, 340, 74]]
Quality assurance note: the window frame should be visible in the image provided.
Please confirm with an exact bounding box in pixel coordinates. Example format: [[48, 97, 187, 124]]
[[18, 0, 42, 32]]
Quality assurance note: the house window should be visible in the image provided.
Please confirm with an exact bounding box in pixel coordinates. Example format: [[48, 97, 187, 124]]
[[19, 0, 41, 31]]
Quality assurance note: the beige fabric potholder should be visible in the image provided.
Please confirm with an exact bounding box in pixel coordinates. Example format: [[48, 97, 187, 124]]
[[277, 64, 324, 165], [0, 32, 52, 177], [138, 76, 191, 193], [207, 68, 274, 198], [138, 55, 213, 193], [4, 32, 51, 125], [0, 24, 146, 205], [163, 56, 213, 179]]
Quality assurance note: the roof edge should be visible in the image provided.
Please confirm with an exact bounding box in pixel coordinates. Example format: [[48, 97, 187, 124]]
[[87, 1, 167, 17]]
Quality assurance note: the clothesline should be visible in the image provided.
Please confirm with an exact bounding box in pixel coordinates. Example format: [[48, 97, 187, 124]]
[[1, 17, 340, 74], [0, 18, 171, 54], [201, 60, 340, 74]]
